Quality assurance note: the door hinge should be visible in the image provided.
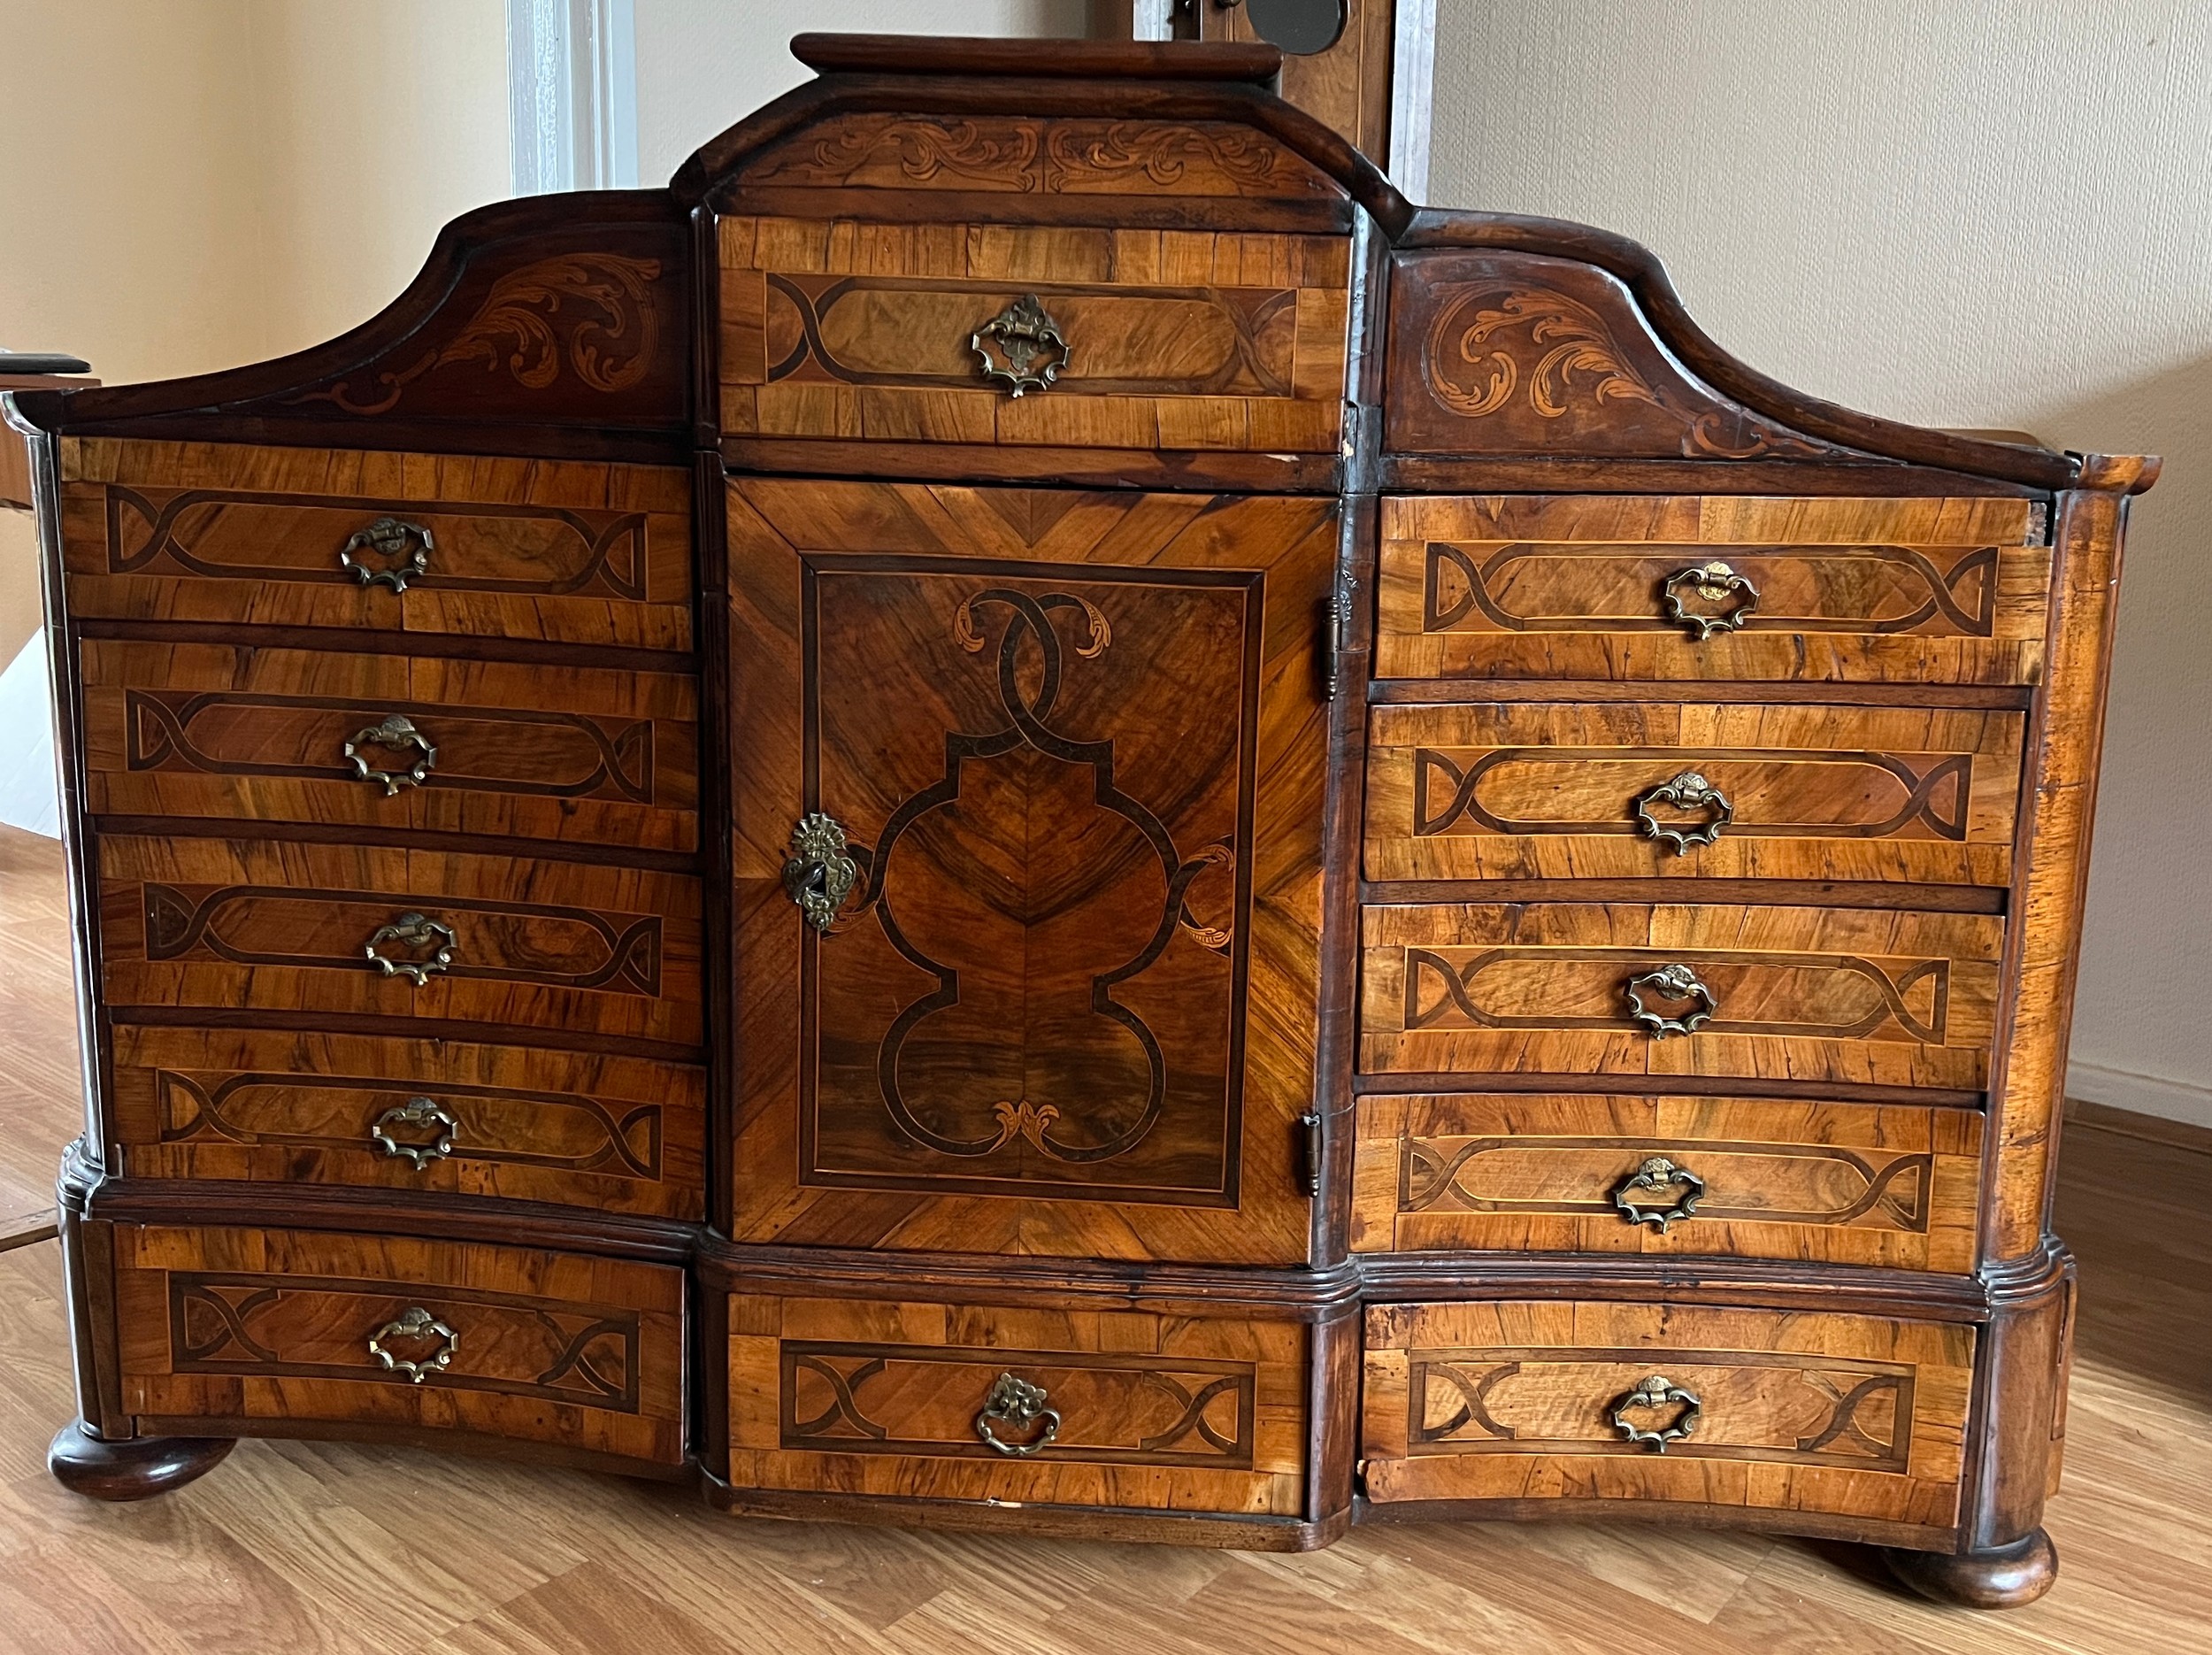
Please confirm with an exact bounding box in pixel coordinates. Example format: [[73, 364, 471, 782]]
[[1298, 1110, 1325, 1197], [1321, 595, 1341, 702]]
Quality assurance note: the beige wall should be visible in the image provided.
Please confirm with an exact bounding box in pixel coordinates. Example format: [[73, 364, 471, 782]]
[[0, 0, 508, 659], [634, 0, 1093, 183], [1429, 0, 2212, 1121]]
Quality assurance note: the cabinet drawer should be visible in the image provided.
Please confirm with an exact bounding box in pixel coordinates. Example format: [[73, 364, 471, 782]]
[[114, 1226, 686, 1467], [1359, 903, 2003, 1092], [727, 1293, 1308, 1516], [58, 438, 693, 650], [1366, 701, 2023, 888], [97, 835, 703, 1049], [1377, 495, 2047, 685], [111, 1026, 705, 1220], [1361, 1300, 1972, 1531], [82, 641, 699, 852], [719, 215, 1349, 458], [1350, 1093, 1982, 1271]]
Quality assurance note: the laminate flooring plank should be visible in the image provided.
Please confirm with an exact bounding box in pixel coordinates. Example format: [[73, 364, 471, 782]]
[[0, 825, 82, 1248]]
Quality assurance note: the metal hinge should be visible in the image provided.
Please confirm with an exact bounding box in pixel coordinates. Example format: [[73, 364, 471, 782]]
[[1321, 595, 1341, 702], [1298, 1111, 1325, 1197]]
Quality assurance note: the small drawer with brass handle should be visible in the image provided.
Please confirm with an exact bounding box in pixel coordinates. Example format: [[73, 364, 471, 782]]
[[971, 295, 1070, 398], [1373, 493, 2050, 686], [728, 1290, 1309, 1517], [1360, 1298, 1977, 1526], [1348, 1092, 1985, 1269], [1358, 900, 2005, 1092], [365, 912, 457, 986], [113, 1225, 686, 1466]]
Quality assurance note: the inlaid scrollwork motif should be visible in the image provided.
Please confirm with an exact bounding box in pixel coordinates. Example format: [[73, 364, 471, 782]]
[[291, 253, 663, 415]]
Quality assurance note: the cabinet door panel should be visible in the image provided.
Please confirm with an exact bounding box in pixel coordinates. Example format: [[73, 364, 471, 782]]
[[727, 479, 1338, 1264]]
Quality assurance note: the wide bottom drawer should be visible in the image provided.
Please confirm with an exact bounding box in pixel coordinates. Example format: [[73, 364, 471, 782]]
[[114, 1226, 686, 1467], [1361, 1300, 1971, 1531], [727, 1292, 1308, 1517]]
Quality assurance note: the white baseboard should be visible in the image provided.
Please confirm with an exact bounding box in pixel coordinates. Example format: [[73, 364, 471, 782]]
[[2066, 1058, 2212, 1132]]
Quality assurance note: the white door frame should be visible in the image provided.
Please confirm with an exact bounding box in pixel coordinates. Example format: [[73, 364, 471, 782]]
[[507, 0, 640, 194]]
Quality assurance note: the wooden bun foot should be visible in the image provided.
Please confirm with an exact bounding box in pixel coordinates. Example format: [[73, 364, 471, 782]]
[[48, 1421, 236, 1502], [1882, 1528, 2058, 1608]]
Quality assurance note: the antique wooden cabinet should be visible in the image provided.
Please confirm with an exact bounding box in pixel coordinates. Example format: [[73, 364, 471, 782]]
[[5, 36, 2155, 1609]]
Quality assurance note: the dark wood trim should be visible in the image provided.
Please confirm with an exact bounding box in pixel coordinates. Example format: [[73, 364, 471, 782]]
[[1354, 1252, 1996, 1320], [791, 34, 1286, 81], [88, 817, 704, 876], [73, 621, 695, 674], [1352, 1072, 1986, 1110], [718, 436, 1345, 495], [128, 1415, 693, 1483], [1360, 879, 2008, 915], [1367, 679, 2037, 711], [35, 414, 689, 466], [720, 183, 1355, 235], [106, 1007, 706, 1066], [1351, 1492, 1957, 1553], [1379, 455, 2047, 498], [696, 1239, 1364, 1317], [84, 1175, 697, 1265], [701, 1471, 1349, 1551]]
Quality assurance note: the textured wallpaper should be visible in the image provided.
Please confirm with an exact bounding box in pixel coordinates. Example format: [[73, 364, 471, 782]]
[[1428, 0, 2212, 1120]]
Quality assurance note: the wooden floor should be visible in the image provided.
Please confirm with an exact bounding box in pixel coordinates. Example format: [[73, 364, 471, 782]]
[[2, 838, 2208, 1651]]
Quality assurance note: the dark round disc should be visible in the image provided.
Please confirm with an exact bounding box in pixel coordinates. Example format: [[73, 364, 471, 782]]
[[1244, 0, 1348, 58]]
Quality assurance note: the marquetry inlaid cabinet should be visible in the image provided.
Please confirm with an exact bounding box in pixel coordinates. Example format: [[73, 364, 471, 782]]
[[4, 35, 2154, 1609]]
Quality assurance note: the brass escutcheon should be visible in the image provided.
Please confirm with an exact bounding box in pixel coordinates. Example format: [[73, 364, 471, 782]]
[[344, 713, 438, 796], [368, 1305, 458, 1383], [371, 1097, 459, 1170], [782, 812, 858, 934], [1610, 1374, 1701, 1452], [340, 517, 434, 593], [364, 912, 457, 986], [1632, 770, 1732, 855], [1661, 560, 1759, 640], [974, 1371, 1061, 1457], [1611, 1155, 1707, 1232], [1624, 962, 1718, 1038], [971, 295, 1071, 398]]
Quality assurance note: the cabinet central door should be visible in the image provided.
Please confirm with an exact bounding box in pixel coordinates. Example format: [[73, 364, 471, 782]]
[[726, 480, 1338, 1263]]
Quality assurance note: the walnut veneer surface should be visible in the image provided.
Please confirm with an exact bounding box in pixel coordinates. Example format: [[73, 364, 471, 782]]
[[1, 33, 2155, 1609]]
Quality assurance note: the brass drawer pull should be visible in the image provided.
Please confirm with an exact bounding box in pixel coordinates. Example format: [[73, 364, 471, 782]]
[[1661, 560, 1758, 639], [372, 1097, 459, 1169], [344, 714, 437, 796], [1632, 771, 1732, 854], [972, 294, 1070, 398], [975, 1372, 1060, 1457], [1610, 1374, 1701, 1452], [368, 1306, 458, 1383], [1624, 963, 1717, 1038], [782, 812, 858, 934], [340, 516, 434, 593], [1612, 1156, 1706, 1232], [365, 912, 457, 985]]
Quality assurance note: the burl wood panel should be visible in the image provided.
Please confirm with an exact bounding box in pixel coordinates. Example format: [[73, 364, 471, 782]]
[[727, 480, 1337, 1265], [1376, 495, 2047, 685], [727, 1292, 1306, 1515], [111, 1026, 705, 1219], [1386, 251, 1866, 464], [113, 1225, 684, 1465], [1349, 1094, 1982, 1271], [58, 439, 693, 650], [1364, 701, 2022, 887], [1361, 1300, 1972, 1528], [97, 835, 703, 1049], [1359, 903, 2004, 1091], [718, 216, 1350, 454], [81, 641, 699, 852], [733, 113, 1346, 201]]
